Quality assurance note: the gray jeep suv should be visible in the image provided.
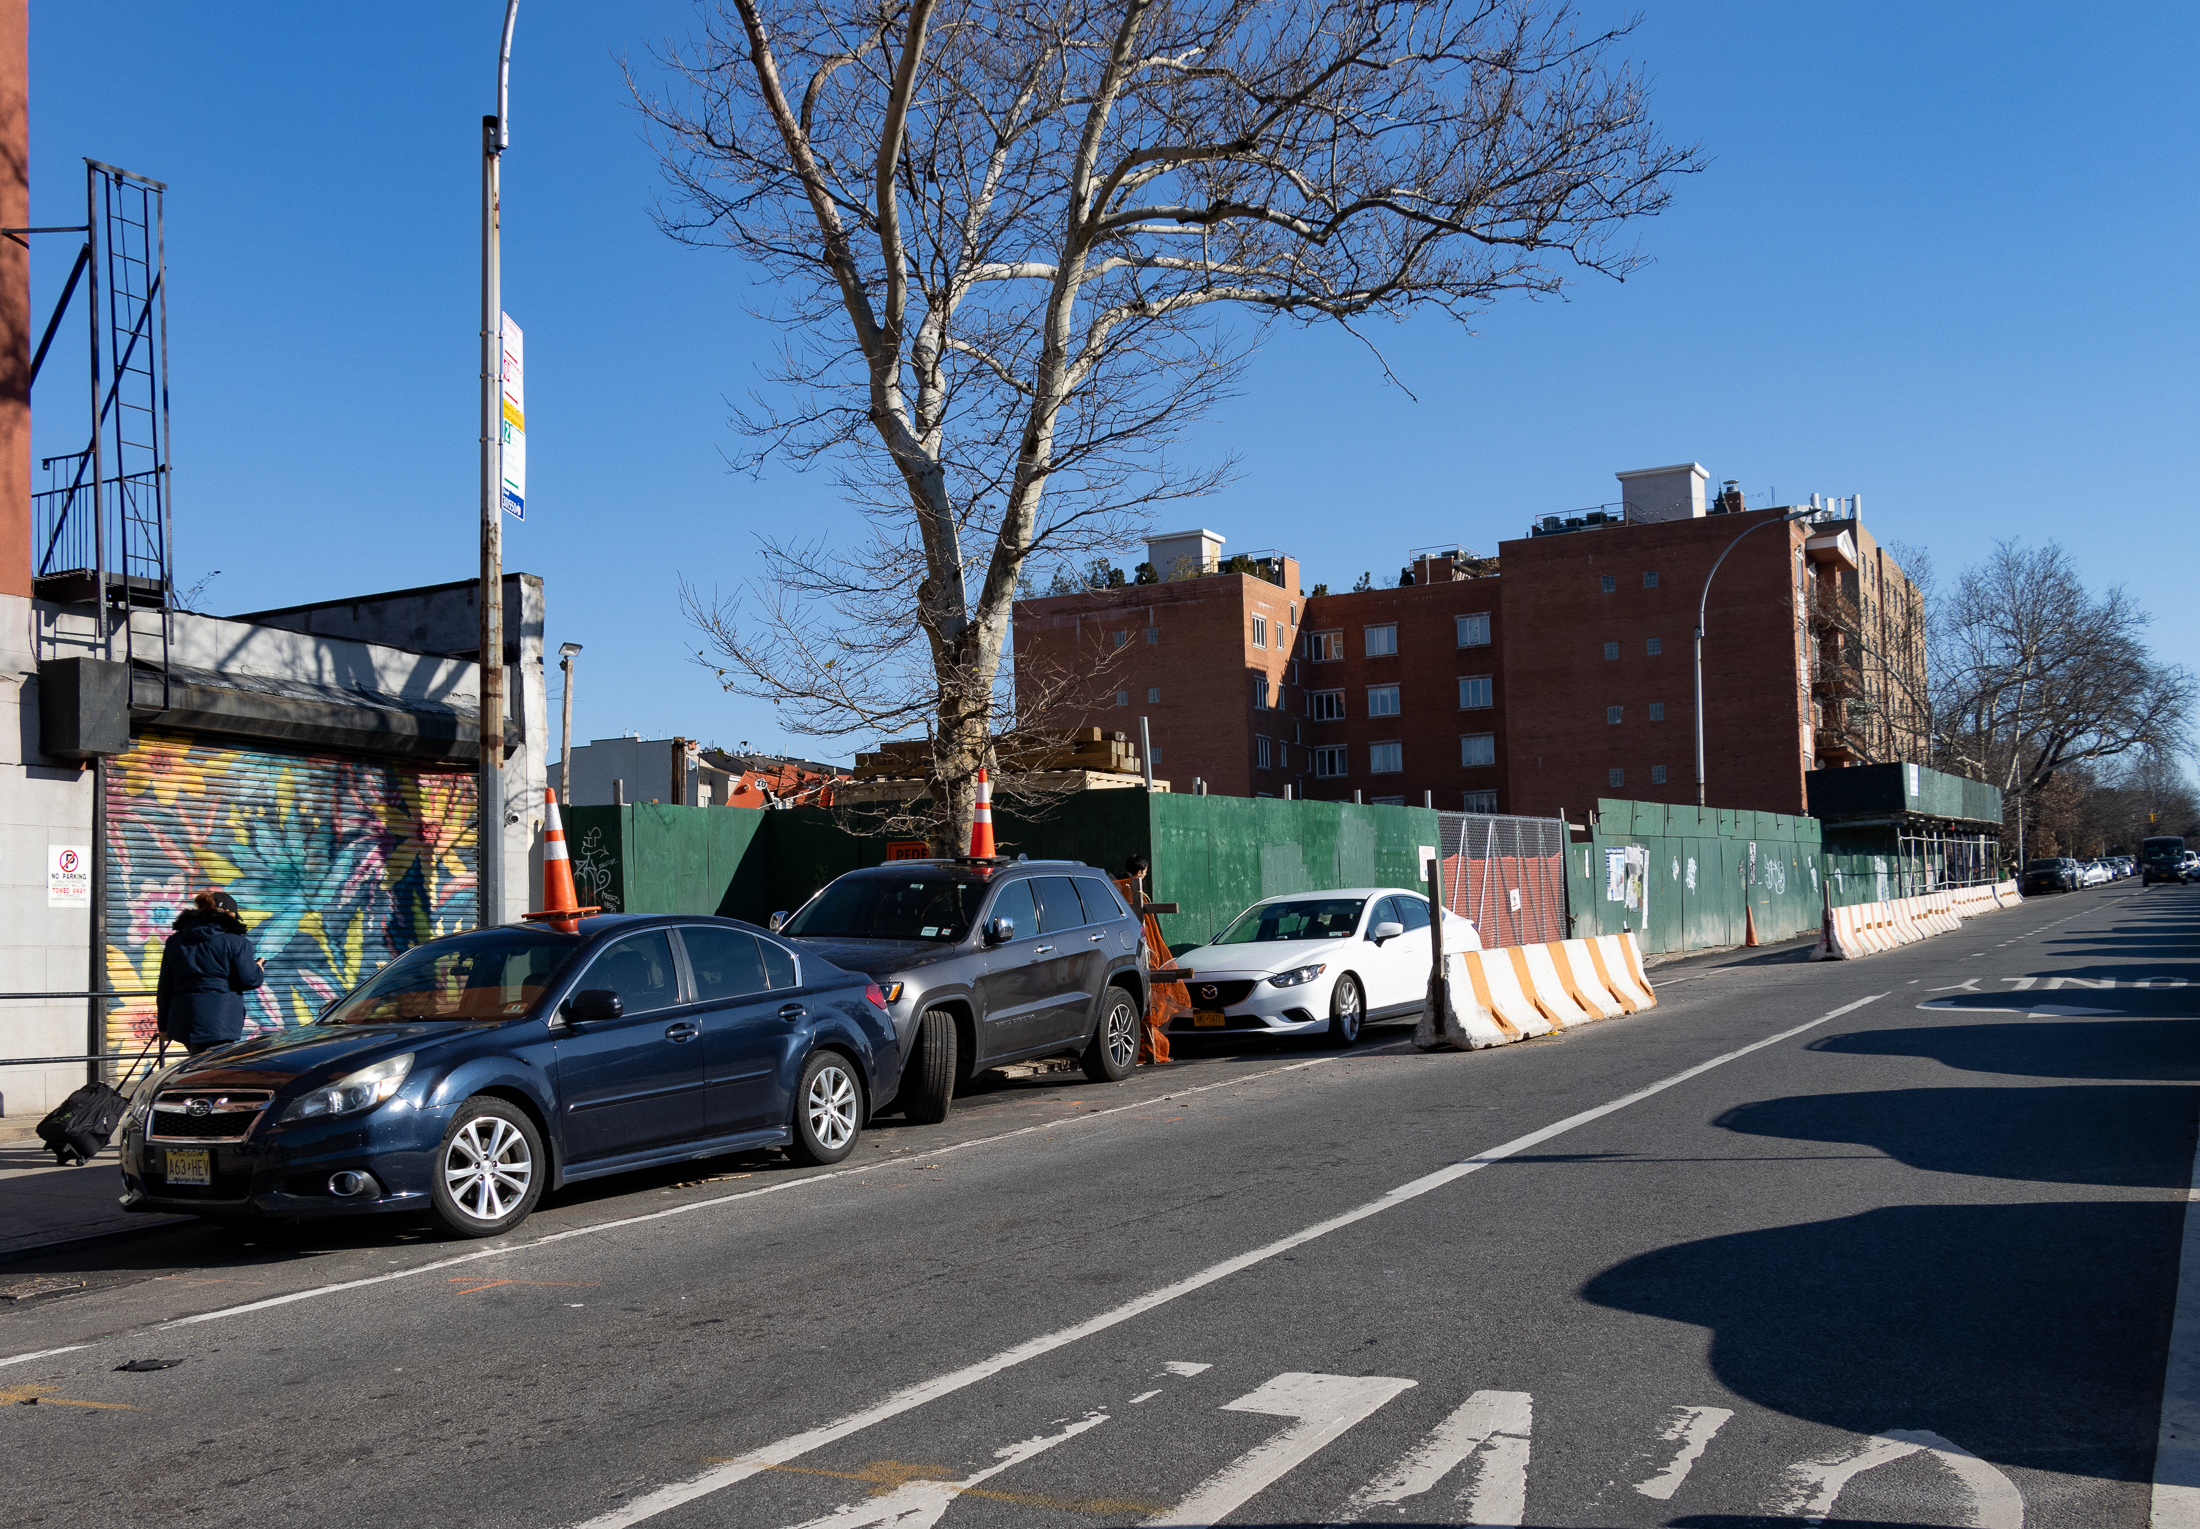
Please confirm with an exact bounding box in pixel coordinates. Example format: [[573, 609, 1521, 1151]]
[[776, 859, 1147, 1122]]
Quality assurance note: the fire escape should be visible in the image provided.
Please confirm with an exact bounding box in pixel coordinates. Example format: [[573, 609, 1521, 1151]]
[[24, 161, 174, 708]]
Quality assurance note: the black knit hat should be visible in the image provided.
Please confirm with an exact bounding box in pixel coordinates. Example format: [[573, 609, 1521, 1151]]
[[199, 887, 241, 917]]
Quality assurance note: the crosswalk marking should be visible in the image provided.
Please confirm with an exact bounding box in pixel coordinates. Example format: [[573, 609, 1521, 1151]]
[[1778, 1428, 2024, 1528], [1634, 1404, 1733, 1501], [775, 1412, 1111, 1529], [1338, 1389, 1533, 1525], [1149, 1372, 1417, 1528]]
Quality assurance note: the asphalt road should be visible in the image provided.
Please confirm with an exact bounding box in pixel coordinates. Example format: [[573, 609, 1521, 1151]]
[[4, 881, 2196, 1528]]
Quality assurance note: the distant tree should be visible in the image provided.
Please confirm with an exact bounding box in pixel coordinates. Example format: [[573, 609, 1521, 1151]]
[[1352, 571, 1374, 593], [1132, 562, 1157, 586], [1308, 582, 1330, 598], [649, 0, 1698, 850]]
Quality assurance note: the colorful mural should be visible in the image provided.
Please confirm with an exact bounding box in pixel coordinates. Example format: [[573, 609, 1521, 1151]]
[[103, 730, 477, 1059]]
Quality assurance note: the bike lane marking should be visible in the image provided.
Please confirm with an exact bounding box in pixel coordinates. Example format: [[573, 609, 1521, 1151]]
[[565, 993, 1889, 1529]]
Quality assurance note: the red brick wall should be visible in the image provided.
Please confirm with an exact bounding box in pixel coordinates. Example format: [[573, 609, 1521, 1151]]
[[1497, 510, 1810, 820]]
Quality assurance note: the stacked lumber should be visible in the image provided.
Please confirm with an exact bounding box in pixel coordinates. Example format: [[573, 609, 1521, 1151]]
[[850, 727, 1144, 780]]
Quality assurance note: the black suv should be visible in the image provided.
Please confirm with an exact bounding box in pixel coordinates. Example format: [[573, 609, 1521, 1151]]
[[775, 859, 1147, 1122]]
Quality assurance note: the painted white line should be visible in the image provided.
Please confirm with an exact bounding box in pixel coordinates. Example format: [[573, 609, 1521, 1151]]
[[1779, 1428, 2021, 1527], [1129, 1389, 1162, 1405], [565, 993, 1887, 1529], [1150, 1372, 1417, 1528], [781, 1410, 1110, 1529], [1635, 1404, 1734, 1501], [1342, 1388, 1533, 1522], [2154, 1123, 2200, 1527], [157, 1057, 1340, 1332], [0, 1343, 88, 1370]]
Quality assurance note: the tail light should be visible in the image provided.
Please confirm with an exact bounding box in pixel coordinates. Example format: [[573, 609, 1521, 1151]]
[[865, 982, 891, 1010]]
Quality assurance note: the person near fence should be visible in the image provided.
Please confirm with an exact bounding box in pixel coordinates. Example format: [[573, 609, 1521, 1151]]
[[156, 888, 266, 1055]]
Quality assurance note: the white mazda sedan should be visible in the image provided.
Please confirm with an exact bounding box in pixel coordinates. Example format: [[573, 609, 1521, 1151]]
[[1168, 887, 1480, 1048]]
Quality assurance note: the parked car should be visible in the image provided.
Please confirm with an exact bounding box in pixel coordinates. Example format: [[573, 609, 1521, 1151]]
[[2022, 858, 2080, 895], [117, 915, 893, 1238], [775, 859, 1147, 1124], [2141, 836, 2187, 885], [1164, 888, 1480, 1048]]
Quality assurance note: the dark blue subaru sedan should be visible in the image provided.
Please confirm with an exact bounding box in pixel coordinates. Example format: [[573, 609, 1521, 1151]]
[[117, 915, 899, 1238]]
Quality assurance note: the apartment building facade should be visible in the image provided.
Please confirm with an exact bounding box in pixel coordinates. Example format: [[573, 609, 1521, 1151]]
[[1010, 463, 1924, 818]]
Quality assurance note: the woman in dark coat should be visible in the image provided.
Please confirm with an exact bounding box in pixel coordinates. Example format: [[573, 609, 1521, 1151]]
[[156, 888, 266, 1055]]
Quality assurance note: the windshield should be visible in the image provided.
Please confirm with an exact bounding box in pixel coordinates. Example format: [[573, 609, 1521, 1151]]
[[321, 928, 585, 1023], [784, 875, 985, 943], [2024, 860, 2066, 871], [1215, 897, 1367, 944], [2144, 838, 2185, 864]]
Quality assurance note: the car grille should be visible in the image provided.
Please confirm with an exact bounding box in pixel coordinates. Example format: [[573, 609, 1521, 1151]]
[[150, 1089, 273, 1143], [1184, 979, 1257, 1008]]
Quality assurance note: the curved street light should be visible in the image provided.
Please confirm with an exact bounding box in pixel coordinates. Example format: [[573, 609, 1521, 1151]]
[[1694, 507, 1817, 808]]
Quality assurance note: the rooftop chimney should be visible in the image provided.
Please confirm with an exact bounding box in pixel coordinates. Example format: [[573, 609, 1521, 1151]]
[[1615, 462, 1708, 524]]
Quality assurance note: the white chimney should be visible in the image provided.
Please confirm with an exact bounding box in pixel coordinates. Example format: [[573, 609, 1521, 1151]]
[[1144, 528, 1226, 580], [1615, 462, 1709, 524]]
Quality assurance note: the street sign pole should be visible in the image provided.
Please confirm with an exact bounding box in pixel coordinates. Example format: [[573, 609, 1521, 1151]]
[[477, 2, 518, 927]]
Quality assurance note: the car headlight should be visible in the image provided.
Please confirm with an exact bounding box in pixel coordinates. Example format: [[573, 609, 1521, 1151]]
[[1268, 963, 1328, 988], [282, 1053, 414, 1122]]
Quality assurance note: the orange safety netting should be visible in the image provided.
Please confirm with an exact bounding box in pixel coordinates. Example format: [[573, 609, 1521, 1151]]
[[1116, 877, 1181, 1064]]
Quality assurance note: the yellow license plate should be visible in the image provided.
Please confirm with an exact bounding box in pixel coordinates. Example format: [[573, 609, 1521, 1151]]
[[164, 1149, 210, 1186], [1193, 1012, 1227, 1028]]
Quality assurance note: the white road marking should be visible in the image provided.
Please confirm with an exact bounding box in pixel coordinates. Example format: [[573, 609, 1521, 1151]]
[[0, 1343, 88, 1370], [1148, 1372, 1417, 1528], [1633, 1404, 1733, 1501], [2154, 1124, 2200, 1528], [1339, 1388, 1532, 1525], [1129, 1389, 1162, 1405], [1164, 1361, 1213, 1376], [1779, 1428, 2023, 1527], [150, 1057, 1340, 1333], [563, 993, 1887, 1529], [777, 1410, 1109, 1529]]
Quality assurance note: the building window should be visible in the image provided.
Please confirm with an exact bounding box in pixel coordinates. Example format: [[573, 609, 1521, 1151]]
[[1372, 795, 1405, 806], [1646, 636, 1662, 656], [1644, 571, 1659, 588], [1603, 641, 1620, 660], [1144, 626, 1159, 644], [1115, 690, 1129, 707], [1600, 574, 1616, 593], [1310, 689, 1345, 721], [1150, 747, 1162, 768], [1147, 687, 1160, 704], [1608, 767, 1625, 788], [1460, 733, 1496, 768], [1459, 675, 1493, 709], [1367, 684, 1401, 717], [1607, 705, 1624, 724], [1369, 741, 1402, 774], [1456, 613, 1491, 647], [1463, 790, 1498, 813], [1288, 603, 1297, 623], [1252, 614, 1268, 649], [1112, 630, 1128, 648], [1365, 624, 1398, 657], [1648, 702, 1665, 721], [1256, 736, 1272, 770], [1650, 765, 1666, 784], [1253, 675, 1271, 710], [1308, 630, 1344, 662], [1314, 744, 1348, 778]]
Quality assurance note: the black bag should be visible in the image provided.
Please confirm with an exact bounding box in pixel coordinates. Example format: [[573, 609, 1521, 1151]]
[[36, 1039, 164, 1166]]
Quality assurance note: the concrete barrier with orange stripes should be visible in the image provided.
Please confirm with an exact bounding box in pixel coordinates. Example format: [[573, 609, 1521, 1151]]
[[1420, 931, 1655, 1050], [1811, 880, 2024, 960]]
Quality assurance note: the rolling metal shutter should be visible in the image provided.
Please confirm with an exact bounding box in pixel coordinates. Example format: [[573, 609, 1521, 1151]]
[[102, 729, 478, 1056]]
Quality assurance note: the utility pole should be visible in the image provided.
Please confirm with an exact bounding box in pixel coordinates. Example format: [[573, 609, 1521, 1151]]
[[477, 1, 518, 926], [558, 641, 581, 805]]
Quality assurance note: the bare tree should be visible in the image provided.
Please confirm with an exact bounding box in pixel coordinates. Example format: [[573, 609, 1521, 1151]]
[[1929, 541, 2194, 857], [643, 0, 1698, 848]]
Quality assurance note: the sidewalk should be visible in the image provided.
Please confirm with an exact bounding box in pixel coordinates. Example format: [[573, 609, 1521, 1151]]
[[0, 1136, 188, 1261]]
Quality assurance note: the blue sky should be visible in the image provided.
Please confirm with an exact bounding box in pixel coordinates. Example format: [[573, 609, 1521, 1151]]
[[25, 2, 2197, 764]]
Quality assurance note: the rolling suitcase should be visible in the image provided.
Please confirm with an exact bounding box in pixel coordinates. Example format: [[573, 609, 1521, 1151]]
[[36, 1037, 164, 1166]]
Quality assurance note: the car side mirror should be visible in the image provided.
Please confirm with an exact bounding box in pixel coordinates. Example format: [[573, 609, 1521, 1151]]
[[570, 989, 624, 1022], [985, 916, 1015, 945], [768, 910, 788, 933], [1370, 921, 1404, 943]]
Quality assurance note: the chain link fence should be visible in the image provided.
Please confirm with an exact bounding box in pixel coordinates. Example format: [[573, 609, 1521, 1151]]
[[1433, 811, 1570, 949]]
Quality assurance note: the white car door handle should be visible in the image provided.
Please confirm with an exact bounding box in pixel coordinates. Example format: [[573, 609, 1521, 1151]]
[[1033, 944, 1054, 954]]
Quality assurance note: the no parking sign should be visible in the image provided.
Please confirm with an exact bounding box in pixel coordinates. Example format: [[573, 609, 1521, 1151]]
[[47, 844, 89, 909]]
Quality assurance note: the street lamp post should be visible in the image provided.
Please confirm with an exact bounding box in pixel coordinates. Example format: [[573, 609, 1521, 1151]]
[[558, 642, 582, 806], [478, 0, 519, 926], [1694, 507, 1816, 808]]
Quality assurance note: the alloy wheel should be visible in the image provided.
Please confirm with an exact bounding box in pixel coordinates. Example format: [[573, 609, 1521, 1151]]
[[1104, 998, 1139, 1070], [805, 1063, 858, 1152], [443, 1114, 533, 1225]]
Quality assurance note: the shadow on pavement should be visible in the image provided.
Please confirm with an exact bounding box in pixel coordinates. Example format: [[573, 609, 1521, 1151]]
[[1813, 1018, 2200, 1082]]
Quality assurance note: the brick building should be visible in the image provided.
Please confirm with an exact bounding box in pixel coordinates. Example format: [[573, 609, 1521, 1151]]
[[1010, 462, 1925, 817]]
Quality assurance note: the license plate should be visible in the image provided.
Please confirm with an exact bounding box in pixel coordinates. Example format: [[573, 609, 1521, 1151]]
[[164, 1149, 210, 1186], [1193, 1011, 1227, 1028]]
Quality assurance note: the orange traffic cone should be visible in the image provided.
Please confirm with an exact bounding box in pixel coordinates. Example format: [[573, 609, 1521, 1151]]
[[523, 787, 601, 933], [968, 768, 996, 858], [1744, 902, 1760, 947]]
